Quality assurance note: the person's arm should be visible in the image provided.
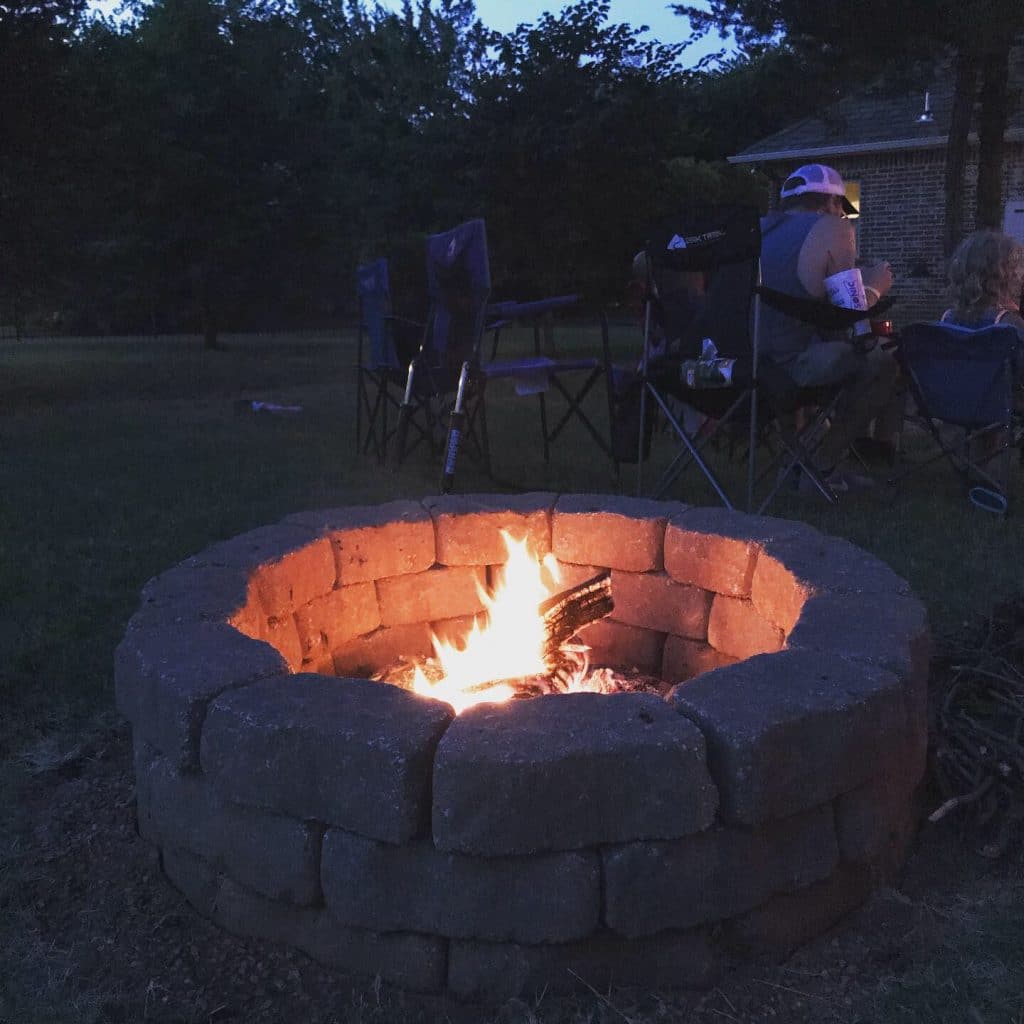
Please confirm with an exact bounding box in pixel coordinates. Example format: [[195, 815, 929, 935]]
[[861, 260, 894, 302], [798, 215, 893, 303]]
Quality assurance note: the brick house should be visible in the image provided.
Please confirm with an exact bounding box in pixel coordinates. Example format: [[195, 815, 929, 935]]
[[728, 48, 1024, 325]]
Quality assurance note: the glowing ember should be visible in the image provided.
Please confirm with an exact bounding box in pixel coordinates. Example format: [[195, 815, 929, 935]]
[[409, 532, 592, 713]]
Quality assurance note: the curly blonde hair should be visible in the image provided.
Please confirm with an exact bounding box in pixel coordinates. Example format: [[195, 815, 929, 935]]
[[948, 230, 1024, 322]]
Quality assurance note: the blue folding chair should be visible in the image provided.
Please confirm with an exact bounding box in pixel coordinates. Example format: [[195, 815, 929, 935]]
[[889, 320, 1022, 513], [390, 218, 617, 492], [355, 258, 424, 461]]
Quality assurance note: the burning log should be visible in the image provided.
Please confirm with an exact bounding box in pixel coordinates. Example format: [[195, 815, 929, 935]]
[[539, 570, 614, 688], [376, 569, 616, 701]]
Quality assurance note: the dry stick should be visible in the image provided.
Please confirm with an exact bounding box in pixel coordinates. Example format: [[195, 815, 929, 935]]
[[928, 776, 996, 823], [565, 969, 634, 1024], [753, 978, 819, 999]]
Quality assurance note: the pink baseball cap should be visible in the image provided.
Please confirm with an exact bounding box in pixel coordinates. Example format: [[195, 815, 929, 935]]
[[780, 164, 858, 215]]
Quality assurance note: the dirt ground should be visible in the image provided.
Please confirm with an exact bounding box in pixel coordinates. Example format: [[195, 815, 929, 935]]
[[1, 714, 1021, 1024]]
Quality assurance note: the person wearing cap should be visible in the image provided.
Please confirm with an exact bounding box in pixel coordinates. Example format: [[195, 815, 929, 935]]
[[760, 163, 902, 489]]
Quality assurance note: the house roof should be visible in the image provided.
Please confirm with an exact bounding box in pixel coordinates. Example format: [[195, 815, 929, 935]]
[[730, 46, 1024, 164]]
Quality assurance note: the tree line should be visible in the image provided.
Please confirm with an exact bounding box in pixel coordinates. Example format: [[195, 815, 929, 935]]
[[2, 0, 1020, 343]]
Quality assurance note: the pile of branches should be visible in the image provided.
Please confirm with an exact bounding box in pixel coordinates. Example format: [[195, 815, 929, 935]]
[[929, 594, 1024, 857]]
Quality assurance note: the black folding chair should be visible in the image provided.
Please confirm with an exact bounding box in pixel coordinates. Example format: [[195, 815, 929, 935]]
[[888, 320, 1022, 514], [627, 205, 894, 511]]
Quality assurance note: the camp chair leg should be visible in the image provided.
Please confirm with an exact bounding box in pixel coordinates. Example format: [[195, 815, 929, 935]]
[[649, 390, 752, 505], [600, 314, 623, 490], [646, 384, 734, 509], [389, 359, 417, 470], [537, 391, 550, 463], [441, 362, 472, 494], [746, 390, 758, 512], [753, 397, 843, 513], [356, 369, 365, 455], [544, 370, 612, 456]]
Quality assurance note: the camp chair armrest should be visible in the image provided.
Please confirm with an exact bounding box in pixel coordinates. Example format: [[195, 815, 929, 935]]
[[756, 285, 894, 330], [384, 313, 425, 330]]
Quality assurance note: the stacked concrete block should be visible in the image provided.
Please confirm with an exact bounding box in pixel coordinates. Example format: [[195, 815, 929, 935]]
[[115, 494, 930, 1001]]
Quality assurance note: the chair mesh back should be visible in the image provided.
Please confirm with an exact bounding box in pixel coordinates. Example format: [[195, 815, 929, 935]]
[[901, 321, 1019, 428], [356, 258, 399, 370], [425, 219, 492, 373], [645, 206, 761, 361]]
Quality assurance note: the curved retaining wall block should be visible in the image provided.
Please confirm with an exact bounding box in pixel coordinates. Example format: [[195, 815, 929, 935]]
[[115, 493, 930, 1000]]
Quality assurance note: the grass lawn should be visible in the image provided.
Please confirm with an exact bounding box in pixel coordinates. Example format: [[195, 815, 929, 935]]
[[1, 329, 1023, 1023]]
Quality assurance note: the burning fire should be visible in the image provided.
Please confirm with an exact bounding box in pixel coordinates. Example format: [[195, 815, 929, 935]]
[[409, 531, 592, 713]]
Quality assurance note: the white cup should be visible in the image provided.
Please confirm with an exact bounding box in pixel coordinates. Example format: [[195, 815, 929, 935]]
[[823, 268, 871, 336]]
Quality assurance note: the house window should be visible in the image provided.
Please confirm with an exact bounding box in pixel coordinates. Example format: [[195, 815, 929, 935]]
[[845, 181, 862, 219]]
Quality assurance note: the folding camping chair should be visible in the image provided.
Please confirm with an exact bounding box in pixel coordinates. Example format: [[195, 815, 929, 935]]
[[630, 207, 763, 508], [484, 295, 613, 468], [888, 319, 1023, 513], [627, 205, 893, 511], [390, 218, 617, 492], [355, 257, 424, 461]]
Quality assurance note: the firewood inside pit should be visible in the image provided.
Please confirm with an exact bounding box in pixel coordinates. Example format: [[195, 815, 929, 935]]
[[540, 570, 614, 687], [373, 569, 653, 700]]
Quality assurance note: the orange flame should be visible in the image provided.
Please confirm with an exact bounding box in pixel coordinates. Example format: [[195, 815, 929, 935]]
[[411, 531, 585, 713]]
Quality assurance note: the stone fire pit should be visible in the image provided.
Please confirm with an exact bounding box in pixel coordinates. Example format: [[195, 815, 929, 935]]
[[115, 493, 930, 1000]]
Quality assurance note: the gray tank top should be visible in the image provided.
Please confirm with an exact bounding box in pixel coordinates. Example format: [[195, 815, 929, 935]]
[[759, 212, 820, 362]]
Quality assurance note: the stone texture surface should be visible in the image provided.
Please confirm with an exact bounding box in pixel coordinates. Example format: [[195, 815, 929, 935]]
[[603, 804, 837, 937], [722, 864, 874, 958], [331, 622, 434, 678], [321, 831, 599, 943], [135, 747, 321, 904], [115, 622, 288, 770], [752, 533, 912, 634], [433, 692, 717, 855], [293, 582, 381, 670], [663, 508, 811, 597], [835, 770, 923, 879], [161, 846, 447, 992], [128, 564, 257, 631], [375, 566, 486, 627], [287, 500, 436, 584], [786, 590, 932, 773], [575, 619, 665, 675], [200, 674, 454, 842], [249, 537, 336, 618], [670, 650, 907, 824], [609, 571, 713, 640], [259, 612, 304, 672], [448, 927, 718, 1002], [424, 492, 555, 565], [552, 494, 683, 571], [662, 637, 738, 684], [182, 524, 336, 620], [123, 499, 931, 999], [183, 523, 322, 573], [707, 595, 785, 659]]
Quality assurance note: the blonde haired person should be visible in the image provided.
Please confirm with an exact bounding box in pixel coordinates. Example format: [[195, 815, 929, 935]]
[[942, 230, 1024, 333]]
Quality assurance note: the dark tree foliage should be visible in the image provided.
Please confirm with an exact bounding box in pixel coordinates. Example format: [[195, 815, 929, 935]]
[[4, 0, 775, 337], [0, 0, 89, 333]]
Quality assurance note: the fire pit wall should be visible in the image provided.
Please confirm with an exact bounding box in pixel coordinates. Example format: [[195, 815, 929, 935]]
[[116, 493, 931, 1001]]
